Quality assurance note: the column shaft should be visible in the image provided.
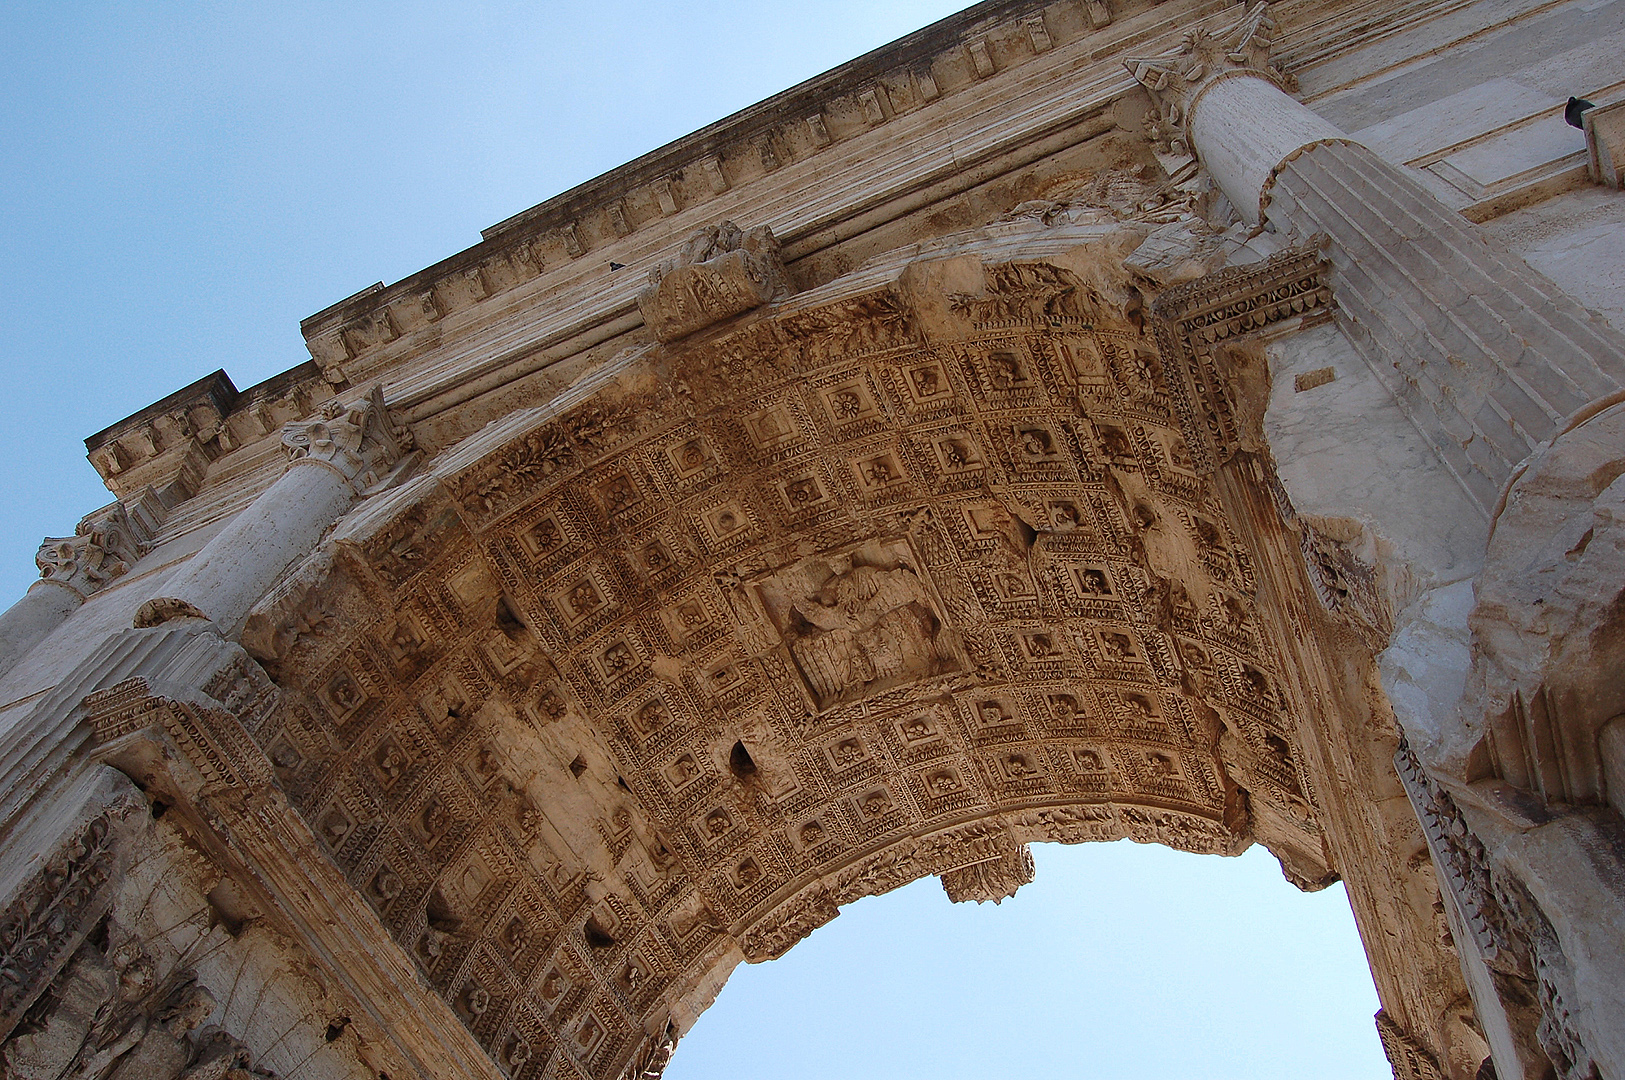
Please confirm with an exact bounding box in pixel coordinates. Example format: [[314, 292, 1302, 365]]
[[135, 461, 353, 637], [1188, 73, 1345, 225], [1265, 140, 1625, 510], [0, 582, 83, 681]]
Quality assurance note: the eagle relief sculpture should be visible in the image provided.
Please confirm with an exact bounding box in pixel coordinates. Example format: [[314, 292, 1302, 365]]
[[753, 542, 967, 710]]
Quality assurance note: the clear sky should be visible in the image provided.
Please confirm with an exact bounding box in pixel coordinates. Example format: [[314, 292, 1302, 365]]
[[0, 3, 1387, 1076], [665, 841, 1387, 1080]]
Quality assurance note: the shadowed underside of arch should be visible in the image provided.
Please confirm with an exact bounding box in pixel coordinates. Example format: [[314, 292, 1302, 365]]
[[183, 213, 1413, 1080], [9, 2, 1620, 1077]]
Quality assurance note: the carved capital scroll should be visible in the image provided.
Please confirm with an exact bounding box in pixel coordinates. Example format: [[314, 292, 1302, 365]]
[[35, 503, 149, 600], [281, 385, 407, 492], [1124, 3, 1295, 160]]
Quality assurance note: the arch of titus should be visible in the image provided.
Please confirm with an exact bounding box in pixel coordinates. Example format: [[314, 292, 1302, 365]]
[[5, 2, 1625, 1078]]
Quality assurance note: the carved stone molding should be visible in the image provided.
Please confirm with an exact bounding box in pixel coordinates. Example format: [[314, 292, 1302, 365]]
[[1156, 240, 1331, 347], [1490, 875, 1599, 1080], [737, 888, 839, 964], [938, 845, 1036, 904], [1377, 1009, 1446, 1080], [1299, 524, 1390, 650], [1395, 739, 1525, 976], [1153, 238, 1332, 467], [616, 1025, 677, 1080], [1392, 739, 1603, 1080], [636, 222, 791, 342], [87, 678, 279, 798], [84, 371, 238, 501]]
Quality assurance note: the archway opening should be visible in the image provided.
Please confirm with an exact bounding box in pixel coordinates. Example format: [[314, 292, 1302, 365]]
[[665, 841, 1385, 1080]]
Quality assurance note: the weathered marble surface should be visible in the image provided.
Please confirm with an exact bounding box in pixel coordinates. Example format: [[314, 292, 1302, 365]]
[[1485, 186, 1625, 334], [4, 3, 1625, 1080]]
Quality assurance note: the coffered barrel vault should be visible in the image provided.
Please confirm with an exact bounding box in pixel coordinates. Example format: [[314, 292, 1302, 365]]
[[4, 3, 1625, 1080]]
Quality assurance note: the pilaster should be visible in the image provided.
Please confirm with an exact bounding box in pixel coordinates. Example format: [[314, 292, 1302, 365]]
[[1136, 8, 1625, 1080]]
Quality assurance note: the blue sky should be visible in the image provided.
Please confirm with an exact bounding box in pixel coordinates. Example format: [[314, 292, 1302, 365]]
[[666, 841, 1385, 1079], [0, 4, 1387, 1075]]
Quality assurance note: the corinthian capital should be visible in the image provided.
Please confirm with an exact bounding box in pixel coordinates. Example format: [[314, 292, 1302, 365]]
[[1125, 3, 1295, 158], [280, 385, 408, 491], [35, 503, 146, 599]]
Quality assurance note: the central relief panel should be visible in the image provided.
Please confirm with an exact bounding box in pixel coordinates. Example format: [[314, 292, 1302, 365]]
[[241, 234, 1332, 1080], [745, 539, 966, 710]]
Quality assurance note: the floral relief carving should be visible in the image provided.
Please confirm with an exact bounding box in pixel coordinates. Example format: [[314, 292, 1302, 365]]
[[69, 229, 1371, 1080]]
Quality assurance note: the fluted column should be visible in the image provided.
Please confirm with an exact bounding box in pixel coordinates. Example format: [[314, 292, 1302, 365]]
[[135, 386, 405, 637], [0, 506, 145, 680], [1131, 8, 1625, 1080], [1264, 141, 1625, 508], [1129, 6, 1625, 512]]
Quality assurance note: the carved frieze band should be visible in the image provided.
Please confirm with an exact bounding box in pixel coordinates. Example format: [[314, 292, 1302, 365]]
[[1395, 739, 1601, 1079], [1153, 238, 1332, 468], [1393, 738, 1520, 972], [86, 675, 278, 796], [1375, 1008, 1444, 1080], [0, 805, 135, 1040]]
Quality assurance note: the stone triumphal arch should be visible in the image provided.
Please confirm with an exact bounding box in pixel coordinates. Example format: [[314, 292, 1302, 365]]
[[4, 2, 1625, 1079]]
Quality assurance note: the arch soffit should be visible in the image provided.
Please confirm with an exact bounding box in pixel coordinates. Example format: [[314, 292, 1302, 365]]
[[234, 215, 1341, 1069]]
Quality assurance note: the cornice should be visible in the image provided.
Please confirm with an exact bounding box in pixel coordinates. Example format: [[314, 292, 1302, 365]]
[[80, 0, 1422, 523], [293, 0, 1220, 383]]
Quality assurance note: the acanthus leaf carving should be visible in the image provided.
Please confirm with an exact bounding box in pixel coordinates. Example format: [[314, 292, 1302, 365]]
[[616, 1025, 678, 1080], [36, 503, 149, 600], [938, 845, 1035, 905], [280, 386, 408, 492], [454, 423, 576, 518], [1125, 3, 1294, 160], [737, 887, 838, 963]]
